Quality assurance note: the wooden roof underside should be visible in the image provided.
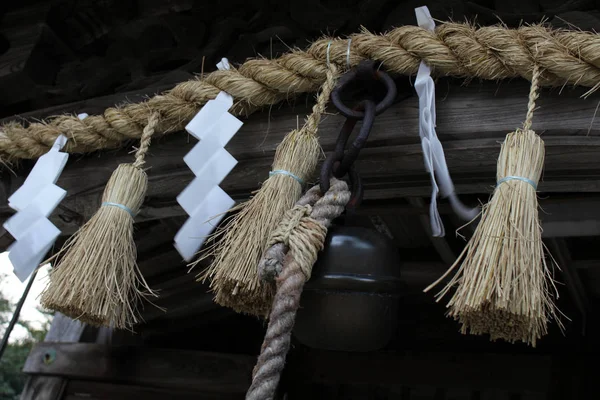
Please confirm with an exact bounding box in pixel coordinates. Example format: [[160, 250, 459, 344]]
[[1, 77, 599, 338]]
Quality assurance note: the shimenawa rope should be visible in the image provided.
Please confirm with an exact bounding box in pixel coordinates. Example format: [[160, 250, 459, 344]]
[[3, 22, 600, 161]]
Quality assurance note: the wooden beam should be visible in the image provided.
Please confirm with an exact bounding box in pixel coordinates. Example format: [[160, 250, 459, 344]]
[[2, 80, 600, 248], [0, 82, 180, 124], [43, 314, 86, 342], [361, 196, 600, 239], [21, 314, 87, 400], [20, 377, 66, 400], [539, 198, 600, 238], [285, 349, 553, 393], [3, 78, 599, 143], [23, 343, 254, 393], [63, 380, 242, 400], [4, 135, 599, 241]]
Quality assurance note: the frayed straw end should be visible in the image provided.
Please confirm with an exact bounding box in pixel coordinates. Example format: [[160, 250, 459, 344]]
[[41, 163, 156, 330], [450, 303, 548, 347], [427, 128, 560, 346], [214, 281, 275, 318], [196, 65, 336, 317], [197, 130, 321, 317], [197, 171, 305, 316]]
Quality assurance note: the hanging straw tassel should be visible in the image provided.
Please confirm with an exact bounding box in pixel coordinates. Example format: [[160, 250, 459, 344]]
[[41, 114, 160, 330], [197, 64, 339, 317], [425, 65, 562, 347]]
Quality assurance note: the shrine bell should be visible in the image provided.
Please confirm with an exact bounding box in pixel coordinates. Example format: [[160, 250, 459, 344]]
[[293, 225, 402, 352]]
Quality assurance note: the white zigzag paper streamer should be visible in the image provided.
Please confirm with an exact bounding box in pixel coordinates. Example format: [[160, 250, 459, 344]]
[[174, 58, 243, 261], [414, 6, 478, 237], [4, 135, 69, 281]]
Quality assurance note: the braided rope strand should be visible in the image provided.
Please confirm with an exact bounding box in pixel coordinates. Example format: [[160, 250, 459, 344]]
[[247, 179, 350, 400], [132, 113, 159, 169], [246, 259, 304, 400], [3, 23, 600, 161], [523, 64, 541, 131]]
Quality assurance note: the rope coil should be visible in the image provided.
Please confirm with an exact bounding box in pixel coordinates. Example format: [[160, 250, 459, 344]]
[[3, 22, 600, 161]]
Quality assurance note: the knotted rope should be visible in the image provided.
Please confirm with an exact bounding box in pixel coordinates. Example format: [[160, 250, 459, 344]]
[[3, 22, 600, 161], [246, 178, 350, 400]]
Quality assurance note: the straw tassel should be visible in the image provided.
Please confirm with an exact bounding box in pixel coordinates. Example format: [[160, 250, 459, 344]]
[[425, 65, 562, 347], [41, 114, 160, 330], [196, 64, 339, 317]]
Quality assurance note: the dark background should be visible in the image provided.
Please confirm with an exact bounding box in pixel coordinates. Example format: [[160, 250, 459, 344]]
[[1, 0, 599, 119]]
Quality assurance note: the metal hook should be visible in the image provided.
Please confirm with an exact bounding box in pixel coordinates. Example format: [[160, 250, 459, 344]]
[[330, 60, 397, 119]]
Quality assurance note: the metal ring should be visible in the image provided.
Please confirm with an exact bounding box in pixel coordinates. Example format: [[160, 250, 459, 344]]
[[345, 166, 363, 212], [320, 116, 359, 193], [330, 61, 397, 119], [319, 100, 375, 193], [326, 41, 332, 67], [336, 100, 376, 177], [346, 38, 352, 69]]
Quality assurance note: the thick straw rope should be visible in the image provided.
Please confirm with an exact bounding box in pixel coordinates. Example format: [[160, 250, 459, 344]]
[[246, 178, 350, 400], [3, 23, 600, 161]]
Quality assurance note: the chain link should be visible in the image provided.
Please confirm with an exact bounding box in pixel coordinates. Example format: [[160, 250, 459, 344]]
[[320, 61, 397, 210]]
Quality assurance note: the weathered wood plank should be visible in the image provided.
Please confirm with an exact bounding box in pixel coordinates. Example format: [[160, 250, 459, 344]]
[[21, 313, 87, 400], [286, 350, 552, 392], [15, 135, 600, 239], [23, 343, 254, 393], [3, 80, 600, 245], [130, 194, 600, 324], [0, 82, 178, 124], [20, 377, 66, 400], [43, 313, 85, 343], [64, 380, 243, 400], [139, 245, 190, 280]]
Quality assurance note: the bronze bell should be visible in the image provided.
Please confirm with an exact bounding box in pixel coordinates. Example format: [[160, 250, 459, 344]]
[[293, 225, 402, 352]]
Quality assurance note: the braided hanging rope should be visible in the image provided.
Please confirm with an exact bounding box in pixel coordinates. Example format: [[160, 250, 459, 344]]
[[2, 22, 600, 161], [246, 178, 350, 400]]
